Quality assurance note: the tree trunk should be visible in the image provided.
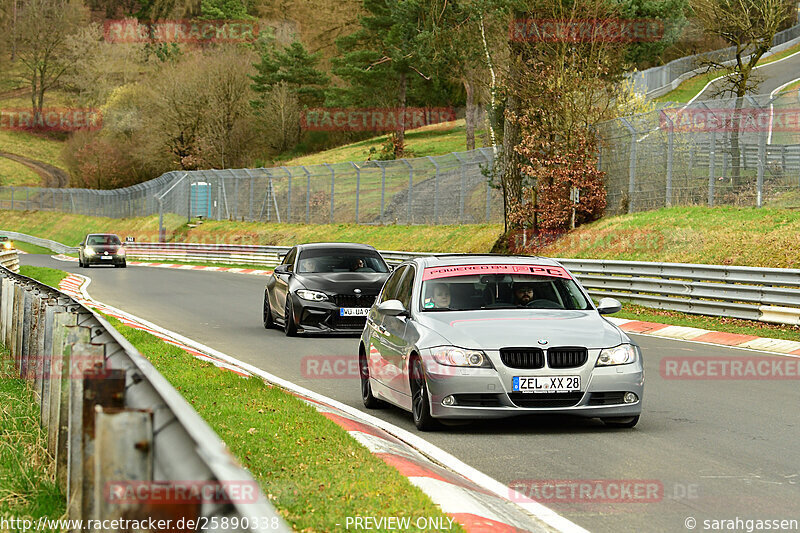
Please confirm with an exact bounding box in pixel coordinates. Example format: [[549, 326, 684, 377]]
[[396, 71, 407, 158], [463, 76, 475, 151], [730, 86, 747, 188], [501, 44, 524, 232]]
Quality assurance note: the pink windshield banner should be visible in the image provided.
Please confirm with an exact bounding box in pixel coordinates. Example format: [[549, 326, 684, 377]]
[[422, 264, 572, 281]]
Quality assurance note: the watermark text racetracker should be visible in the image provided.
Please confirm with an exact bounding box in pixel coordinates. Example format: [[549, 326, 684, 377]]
[[0, 108, 102, 132], [301, 107, 456, 132], [103, 19, 259, 43], [509, 479, 700, 504], [0, 516, 283, 532], [661, 356, 800, 380]]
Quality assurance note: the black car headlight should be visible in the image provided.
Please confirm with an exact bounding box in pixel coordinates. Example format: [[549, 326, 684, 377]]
[[596, 344, 637, 366], [430, 346, 492, 368], [296, 289, 328, 302]]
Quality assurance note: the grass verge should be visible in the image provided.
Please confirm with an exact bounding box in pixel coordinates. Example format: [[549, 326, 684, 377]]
[[101, 319, 463, 532], [0, 344, 66, 528], [17, 265, 464, 532], [14, 241, 53, 255], [19, 265, 69, 288]]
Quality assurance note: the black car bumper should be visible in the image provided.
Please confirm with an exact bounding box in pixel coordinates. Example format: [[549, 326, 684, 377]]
[[289, 298, 373, 334], [85, 255, 125, 266]]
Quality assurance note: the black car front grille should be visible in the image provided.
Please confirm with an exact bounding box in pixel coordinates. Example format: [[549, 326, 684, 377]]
[[329, 314, 368, 329], [452, 394, 504, 407], [508, 392, 584, 408], [500, 348, 545, 369], [333, 294, 377, 308], [547, 347, 588, 368], [588, 392, 626, 406]]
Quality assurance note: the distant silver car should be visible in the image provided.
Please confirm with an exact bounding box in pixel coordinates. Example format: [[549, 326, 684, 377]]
[[358, 255, 644, 430]]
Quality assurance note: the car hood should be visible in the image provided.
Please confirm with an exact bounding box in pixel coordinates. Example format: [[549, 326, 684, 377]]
[[296, 272, 389, 294], [416, 309, 625, 349], [88, 245, 121, 253]]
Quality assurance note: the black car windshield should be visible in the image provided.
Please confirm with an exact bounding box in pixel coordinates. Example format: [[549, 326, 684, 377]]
[[88, 235, 121, 246], [297, 249, 389, 273], [420, 264, 590, 311]]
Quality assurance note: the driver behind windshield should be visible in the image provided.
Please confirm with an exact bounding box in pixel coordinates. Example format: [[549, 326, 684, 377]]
[[513, 283, 535, 306]]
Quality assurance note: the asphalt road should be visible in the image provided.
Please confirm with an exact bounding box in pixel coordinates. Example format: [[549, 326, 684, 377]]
[[23, 255, 800, 533], [697, 48, 800, 101]]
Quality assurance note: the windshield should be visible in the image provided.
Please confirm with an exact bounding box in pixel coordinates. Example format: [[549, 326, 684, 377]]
[[420, 264, 590, 311], [88, 235, 121, 246], [296, 249, 389, 273]]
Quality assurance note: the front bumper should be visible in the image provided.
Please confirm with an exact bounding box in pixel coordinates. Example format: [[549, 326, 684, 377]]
[[290, 298, 371, 334], [85, 254, 125, 265], [423, 358, 644, 420]]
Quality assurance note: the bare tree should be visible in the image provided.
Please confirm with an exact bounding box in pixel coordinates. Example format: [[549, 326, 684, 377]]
[[692, 0, 794, 184], [15, 0, 85, 123]]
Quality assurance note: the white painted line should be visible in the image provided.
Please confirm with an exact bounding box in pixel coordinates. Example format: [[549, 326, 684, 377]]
[[68, 278, 586, 533], [768, 77, 800, 144]]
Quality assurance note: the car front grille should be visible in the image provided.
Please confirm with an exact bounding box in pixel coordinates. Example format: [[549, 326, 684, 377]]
[[500, 348, 545, 369], [547, 347, 588, 368], [329, 314, 368, 329], [508, 392, 583, 408], [333, 294, 377, 308]]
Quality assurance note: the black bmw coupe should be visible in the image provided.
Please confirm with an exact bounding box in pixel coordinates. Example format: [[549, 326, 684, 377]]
[[263, 243, 391, 336]]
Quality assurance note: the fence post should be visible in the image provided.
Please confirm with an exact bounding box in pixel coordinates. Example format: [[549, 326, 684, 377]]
[[426, 156, 440, 224], [758, 126, 766, 207], [479, 147, 494, 223], [661, 111, 674, 207], [324, 163, 335, 223], [375, 161, 386, 223], [282, 166, 292, 223], [351, 162, 361, 224], [452, 153, 466, 223], [402, 160, 413, 224], [620, 118, 637, 213], [302, 165, 311, 224]]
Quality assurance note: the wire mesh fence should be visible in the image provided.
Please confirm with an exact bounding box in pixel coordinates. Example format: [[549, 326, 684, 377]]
[[597, 92, 800, 214], [0, 147, 505, 226]]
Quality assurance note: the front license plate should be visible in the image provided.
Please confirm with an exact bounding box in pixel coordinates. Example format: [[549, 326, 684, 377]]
[[512, 376, 581, 393], [339, 308, 370, 317], [100, 255, 112, 260]]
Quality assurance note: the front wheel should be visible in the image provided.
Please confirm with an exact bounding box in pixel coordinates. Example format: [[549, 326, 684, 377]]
[[410, 357, 437, 431], [602, 415, 640, 428], [263, 292, 274, 329], [283, 297, 297, 337]]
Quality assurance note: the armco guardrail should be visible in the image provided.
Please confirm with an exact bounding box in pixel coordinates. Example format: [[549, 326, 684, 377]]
[[557, 258, 800, 326], [0, 229, 79, 254], [0, 266, 290, 532], [0, 249, 19, 272], [10, 232, 800, 325]]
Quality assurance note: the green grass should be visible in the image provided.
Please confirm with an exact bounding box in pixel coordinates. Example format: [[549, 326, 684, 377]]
[[0, 344, 66, 529], [542, 206, 800, 268], [0, 211, 502, 253], [99, 314, 464, 532], [0, 156, 42, 187], [283, 120, 480, 166], [0, 130, 67, 171], [18, 265, 68, 288], [614, 303, 800, 342], [655, 41, 800, 103], [14, 241, 53, 255]]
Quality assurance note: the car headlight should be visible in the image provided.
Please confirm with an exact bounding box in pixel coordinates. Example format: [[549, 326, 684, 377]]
[[596, 344, 637, 366], [296, 289, 328, 302], [117, 248, 126, 256], [430, 346, 492, 368], [84, 248, 96, 257], [3, 242, 11, 249]]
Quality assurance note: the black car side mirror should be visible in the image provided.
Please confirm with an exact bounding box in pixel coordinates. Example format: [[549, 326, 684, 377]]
[[274, 264, 291, 275]]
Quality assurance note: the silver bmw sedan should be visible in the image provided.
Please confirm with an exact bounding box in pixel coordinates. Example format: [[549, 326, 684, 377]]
[[358, 255, 644, 430]]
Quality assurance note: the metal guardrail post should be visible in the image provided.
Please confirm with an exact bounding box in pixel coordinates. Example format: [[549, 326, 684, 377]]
[[452, 153, 466, 223], [478, 147, 494, 222], [302, 165, 311, 224], [660, 111, 674, 207], [324, 163, 335, 223], [66, 328, 94, 518]]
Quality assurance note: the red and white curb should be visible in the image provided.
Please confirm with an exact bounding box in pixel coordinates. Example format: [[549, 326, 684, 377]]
[[57, 273, 580, 533], [52, 254, 272, 276], [607, 317, 800, 356]]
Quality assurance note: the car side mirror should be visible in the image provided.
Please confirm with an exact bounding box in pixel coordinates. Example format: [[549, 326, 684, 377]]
[[597, 297, 622, 315], [274, 264, 291, 275], [377, 299, 408, 317]]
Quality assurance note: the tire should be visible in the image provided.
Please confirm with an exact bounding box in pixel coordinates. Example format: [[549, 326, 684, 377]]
[[283, 297, 297, 337], [410, 356, 437, 431], [263, 292, 274, 329], [360, 347, 383, 409], [115, 261, 126, 268], [602, 415, 640, 428], [78, 256, 84, 268]]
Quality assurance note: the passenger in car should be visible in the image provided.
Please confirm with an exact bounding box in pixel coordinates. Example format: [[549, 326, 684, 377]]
[[432, 283, 451, 308]]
